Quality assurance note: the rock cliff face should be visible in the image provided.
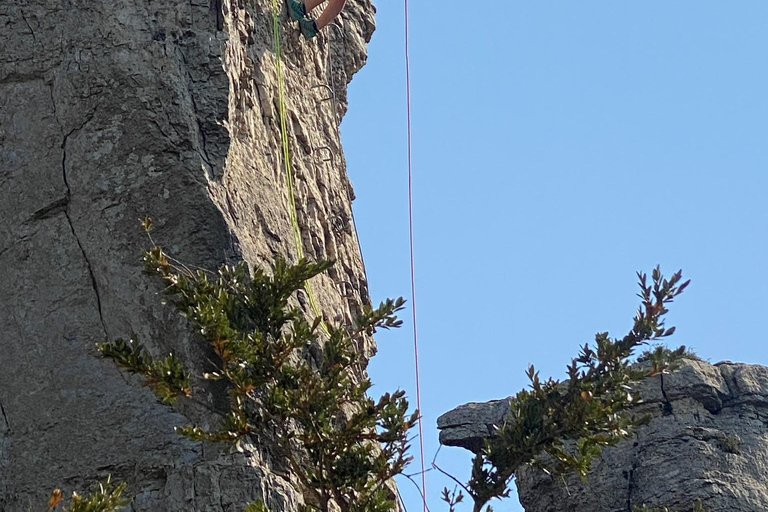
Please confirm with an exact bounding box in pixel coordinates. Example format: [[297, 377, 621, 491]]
[[438, 360, 768, 511], [0, 1, 375, 510]]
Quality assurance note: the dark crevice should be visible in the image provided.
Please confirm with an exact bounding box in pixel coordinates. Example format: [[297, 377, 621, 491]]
[[660, 373, 673, 416], [63, 206, 108, 337], [212, 0, 224, 31], [0, 403, 10, 432], [224, 188, 240, 223], [49, 80, 57, 118], [718, 365, 740, 408], [624, 433, 641, 512], [217, 471, 225, 511], [191, 464, 198, 509], [252, 202, 282, 243], [177, 48, 214, 176], [19, 8, 37, 43], [624, 466, 636, 512], [190, 93, 213, 170], [58, 111, 107, 338], [0, 72, 44, 85]]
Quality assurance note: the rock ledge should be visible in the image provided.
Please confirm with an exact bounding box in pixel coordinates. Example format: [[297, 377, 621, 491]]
[[438, 359, 768, 512]]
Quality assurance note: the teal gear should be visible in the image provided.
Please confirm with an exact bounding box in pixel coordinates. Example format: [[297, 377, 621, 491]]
[[298, 17, 319, 39], [286, 0, 307, 21]]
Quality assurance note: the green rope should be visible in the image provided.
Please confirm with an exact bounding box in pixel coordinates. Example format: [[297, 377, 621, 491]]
[[271, 0, 331, 336]]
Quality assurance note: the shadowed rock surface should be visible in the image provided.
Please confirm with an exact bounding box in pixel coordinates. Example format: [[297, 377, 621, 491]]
[[438, 359, 768, 511], [436, 398, 512, 453], [1, 1, 376, 510]]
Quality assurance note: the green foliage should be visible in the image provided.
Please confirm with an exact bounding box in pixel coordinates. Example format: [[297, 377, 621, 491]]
[[440, 487, 465, 512], [243, 502, 271, 512], [95, 221, 705, 512], [638, 344, 703, 365], [99, 225, 416, 512], [96, 338, 190, 403], [48, 478, 129, 512], [459, 267, 690, 512]]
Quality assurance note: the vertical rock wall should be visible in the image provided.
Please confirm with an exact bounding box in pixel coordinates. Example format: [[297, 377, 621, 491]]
[[0, 1, 376, 510], [437, 360, 768, 511]]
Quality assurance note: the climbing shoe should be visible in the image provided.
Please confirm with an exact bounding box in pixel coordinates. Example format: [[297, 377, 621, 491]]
[[298, 17, 319, 39], [286, 0, 307, 21]]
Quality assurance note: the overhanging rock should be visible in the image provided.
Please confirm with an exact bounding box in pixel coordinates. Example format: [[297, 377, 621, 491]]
[[437, 398, 512, 453]]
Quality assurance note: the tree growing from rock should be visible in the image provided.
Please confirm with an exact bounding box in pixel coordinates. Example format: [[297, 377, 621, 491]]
[[97, 220, 416, 512], [51, 221, 701, 512], [46, 478, 129, 512], [456, 267, 691, 512]]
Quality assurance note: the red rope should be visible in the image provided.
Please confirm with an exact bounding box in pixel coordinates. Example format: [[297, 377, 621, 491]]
[[404, 2, 427, 511]]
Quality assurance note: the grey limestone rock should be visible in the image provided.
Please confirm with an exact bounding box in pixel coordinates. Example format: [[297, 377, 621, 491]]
[[437, 359, 768, 511], [1, 0, 377, 510], [436, 398, 512, 453]]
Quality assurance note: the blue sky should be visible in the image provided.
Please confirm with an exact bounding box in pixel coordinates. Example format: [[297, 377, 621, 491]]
[[341, 2, 768, 511]]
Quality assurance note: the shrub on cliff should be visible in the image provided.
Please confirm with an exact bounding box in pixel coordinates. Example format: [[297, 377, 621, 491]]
[[97, 220, 415, 512], [459, 267, 690, 512], [46, 478, 129, 512], [50, 220, 699, 512]]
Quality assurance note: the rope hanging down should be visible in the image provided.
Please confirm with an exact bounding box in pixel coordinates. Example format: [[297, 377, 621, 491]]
[[271, 2, 428, 510], [404, 1, 428, 511], [271, 0, 329, 336]]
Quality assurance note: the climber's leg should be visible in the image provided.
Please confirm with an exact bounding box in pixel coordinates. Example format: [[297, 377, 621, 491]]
[[295, 0, 346, 39], [314, 0, 346, 30]]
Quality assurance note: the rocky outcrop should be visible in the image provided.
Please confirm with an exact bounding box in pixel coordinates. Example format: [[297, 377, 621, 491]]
[[0, 1, 375, 510], [438, 360, 768, 511]]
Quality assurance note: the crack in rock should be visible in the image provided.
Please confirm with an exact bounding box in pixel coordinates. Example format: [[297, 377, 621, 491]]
[[53, 95, 107, 338], [624, 467, 635, 512], [659, 372, 674, 416], [177, 47, 214, 176], [0, 402, 10, 432]]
